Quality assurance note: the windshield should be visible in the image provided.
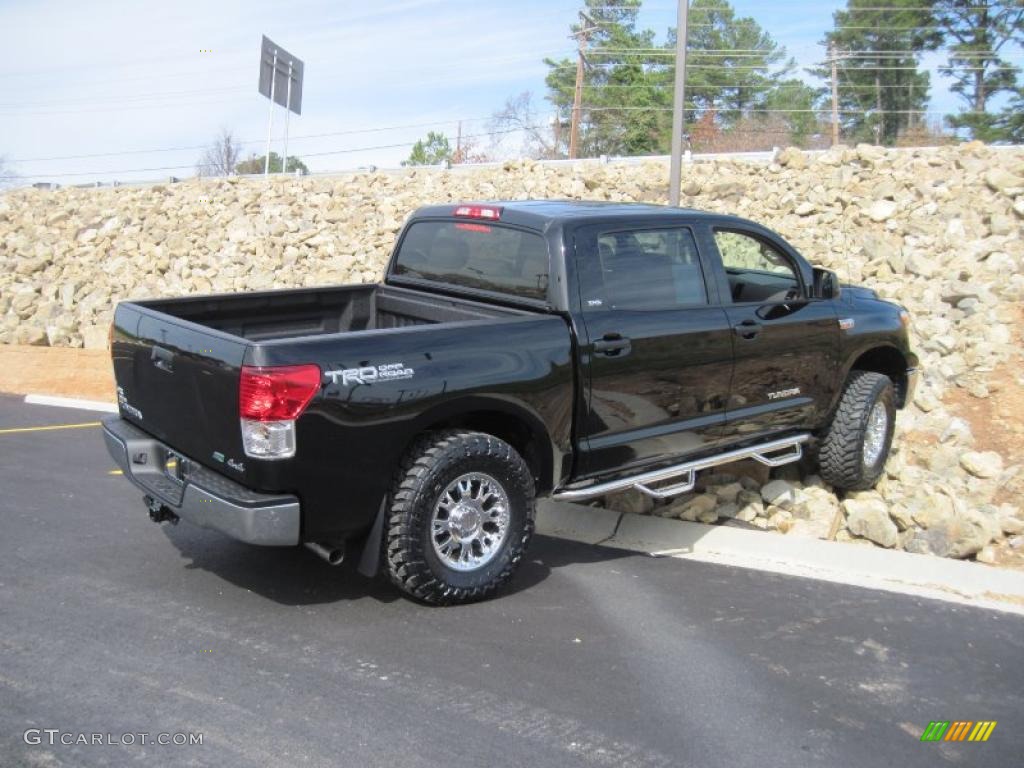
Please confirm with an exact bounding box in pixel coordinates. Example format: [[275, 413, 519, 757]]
[[392, 220, 550, 302]]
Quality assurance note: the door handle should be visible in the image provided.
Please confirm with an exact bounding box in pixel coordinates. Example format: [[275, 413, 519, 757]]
[[593, 333, 631, 357], [733, 320, 762, 340]]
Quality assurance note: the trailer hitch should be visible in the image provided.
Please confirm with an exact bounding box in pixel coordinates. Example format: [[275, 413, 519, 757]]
[[144, 495, 180, 525]]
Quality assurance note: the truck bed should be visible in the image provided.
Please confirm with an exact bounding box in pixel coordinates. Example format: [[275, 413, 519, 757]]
[[134, 283, 528, 342], [110, 279, 572, 541]]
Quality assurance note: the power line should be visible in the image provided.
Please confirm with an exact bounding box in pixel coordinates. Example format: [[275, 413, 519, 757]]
[[0, 96, 254, 118], [9, 117, 499, 163], [548, 61, 1021, 73], [0, 86, 248, 110], [1, 125, 552, 180], [580, 83, 947, 90], [300, 126, 532, 161], [581, 106, 993, 115], [582, 3, 1000, 9]]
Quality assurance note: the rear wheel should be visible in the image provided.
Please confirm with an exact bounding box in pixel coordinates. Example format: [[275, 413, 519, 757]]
[[818, 370, 896, 491], [385, 430, 535, 605]]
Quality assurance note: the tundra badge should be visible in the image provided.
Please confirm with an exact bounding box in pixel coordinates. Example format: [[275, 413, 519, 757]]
[[116, 387, 144, 421]]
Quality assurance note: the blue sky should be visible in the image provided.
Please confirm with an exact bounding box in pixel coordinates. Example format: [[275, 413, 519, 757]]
[[0, 0, 1002, 183]]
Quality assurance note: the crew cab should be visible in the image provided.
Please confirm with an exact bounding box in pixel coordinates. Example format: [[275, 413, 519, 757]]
[[103, 201, 918, 604]]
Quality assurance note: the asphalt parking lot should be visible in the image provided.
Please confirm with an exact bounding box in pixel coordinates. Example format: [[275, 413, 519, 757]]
[[1, 392, 1022, 767]]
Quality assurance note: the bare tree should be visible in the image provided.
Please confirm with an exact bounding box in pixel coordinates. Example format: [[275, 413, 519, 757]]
[[489, 92, 561, 160], [196, 129, 241, 177]]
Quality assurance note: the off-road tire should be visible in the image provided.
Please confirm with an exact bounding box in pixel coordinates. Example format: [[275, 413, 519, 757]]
[[385, 430, 535, 605], [818, 370, 896, 491]]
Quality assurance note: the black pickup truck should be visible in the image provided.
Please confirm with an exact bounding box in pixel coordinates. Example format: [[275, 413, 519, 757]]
[[103, 201, 918, 604]]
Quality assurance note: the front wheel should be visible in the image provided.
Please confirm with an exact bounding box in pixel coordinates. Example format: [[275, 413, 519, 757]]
[[818, 371, 896, 491], [385, 430, 535, 605]]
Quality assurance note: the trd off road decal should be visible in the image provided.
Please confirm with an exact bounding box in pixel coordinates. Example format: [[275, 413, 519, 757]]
[[325, 362, 415, 387]]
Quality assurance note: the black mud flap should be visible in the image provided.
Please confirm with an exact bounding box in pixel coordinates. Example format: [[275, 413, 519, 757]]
[[357, 499, 388, 578]]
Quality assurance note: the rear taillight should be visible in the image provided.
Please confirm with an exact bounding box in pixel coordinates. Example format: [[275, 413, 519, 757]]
[[239, 364, 321, 459]]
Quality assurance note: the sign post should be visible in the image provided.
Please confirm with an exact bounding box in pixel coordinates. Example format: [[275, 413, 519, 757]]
[[263, 47, 278, 176], [283, 60, 293, 173], [259, 36, 304, 176]]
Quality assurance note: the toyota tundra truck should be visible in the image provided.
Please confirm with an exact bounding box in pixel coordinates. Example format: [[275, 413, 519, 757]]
[[103, 201, 918, 604]]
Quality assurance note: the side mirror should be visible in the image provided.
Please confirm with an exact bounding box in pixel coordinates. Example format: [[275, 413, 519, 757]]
[[812, 267, 841, 300]]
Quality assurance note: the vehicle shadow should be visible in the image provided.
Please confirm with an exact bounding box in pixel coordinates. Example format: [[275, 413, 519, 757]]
[[160, 523, 639, 607]]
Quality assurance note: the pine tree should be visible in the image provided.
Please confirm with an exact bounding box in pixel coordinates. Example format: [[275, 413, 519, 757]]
[[542, 0, 802, 156], [996, 85, 1024, 141], [684, 0, 792, 125], [543, 1, 668, 157], [819, 0, 940, 145], [235, 152, 309, 175], [402, 132, 453, 166], [934, 1, 1024, 141]]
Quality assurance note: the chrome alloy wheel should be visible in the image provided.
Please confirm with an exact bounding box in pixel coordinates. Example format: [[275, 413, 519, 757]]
[[431, 472, 511, 571], [862, 401, 889, 467]]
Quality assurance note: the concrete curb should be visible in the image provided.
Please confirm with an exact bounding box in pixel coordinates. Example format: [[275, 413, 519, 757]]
[[24, 394, 117, 413], [537, 500, 1024, 616]]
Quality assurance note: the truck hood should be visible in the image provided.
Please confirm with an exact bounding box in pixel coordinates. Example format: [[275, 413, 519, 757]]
[[841, 284, 880, 302]]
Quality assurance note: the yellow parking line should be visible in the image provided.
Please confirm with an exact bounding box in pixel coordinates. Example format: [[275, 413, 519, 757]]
[[0, 421, 101, 435], [108, 469, 123, 475]]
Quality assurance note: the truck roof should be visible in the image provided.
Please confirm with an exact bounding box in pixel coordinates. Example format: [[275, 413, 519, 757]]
[[411, 200, 749, 231]]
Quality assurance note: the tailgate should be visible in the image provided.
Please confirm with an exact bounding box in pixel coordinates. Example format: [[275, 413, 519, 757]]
[[111, 302, 249, 472]]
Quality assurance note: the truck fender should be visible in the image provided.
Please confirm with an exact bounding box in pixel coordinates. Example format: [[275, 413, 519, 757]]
[[409, 396, 562, 493], [357, 398, 560, 577]]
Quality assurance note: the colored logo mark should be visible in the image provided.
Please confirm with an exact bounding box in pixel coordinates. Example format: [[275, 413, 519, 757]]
[[921, 721, 997, 742]]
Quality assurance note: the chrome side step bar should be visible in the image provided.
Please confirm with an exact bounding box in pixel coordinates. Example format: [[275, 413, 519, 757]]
[[552, 434, 810, 502]]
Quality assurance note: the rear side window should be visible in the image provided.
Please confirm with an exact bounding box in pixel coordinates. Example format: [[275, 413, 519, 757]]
[[392, 221, 550, 301], [596, 227, 707, 309]]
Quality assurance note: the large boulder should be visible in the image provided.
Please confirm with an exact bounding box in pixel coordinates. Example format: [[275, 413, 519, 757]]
[[959, 451, 1004, 479], [843, 498, 898, 548], [906, 509, 1001, 559]]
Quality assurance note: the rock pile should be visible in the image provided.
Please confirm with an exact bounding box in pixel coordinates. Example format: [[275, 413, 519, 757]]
[[1, 142, 1022, 561], [605, 451, 1021, 563]]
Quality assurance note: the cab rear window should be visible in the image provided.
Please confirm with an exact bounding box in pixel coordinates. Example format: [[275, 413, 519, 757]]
[[392, 221, 550, 302]]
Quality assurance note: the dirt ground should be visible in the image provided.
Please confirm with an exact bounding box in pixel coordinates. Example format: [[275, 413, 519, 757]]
[[0, 345, 115, 402], [942, 305, 1024, 503], [941, 307, 1024, 568]]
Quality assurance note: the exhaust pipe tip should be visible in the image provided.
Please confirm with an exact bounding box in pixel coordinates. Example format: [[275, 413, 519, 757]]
[[304, 541, 345, 566]]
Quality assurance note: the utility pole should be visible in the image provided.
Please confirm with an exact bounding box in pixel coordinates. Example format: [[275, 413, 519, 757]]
[[874, 72, 882, 145], [874, 21, 882, 145], [908, 79, 914, 133], [668, 0, 690, 206], [455, 120, 463, 164], [829, 42, 840, 147], [569, 12, 598, 160]]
